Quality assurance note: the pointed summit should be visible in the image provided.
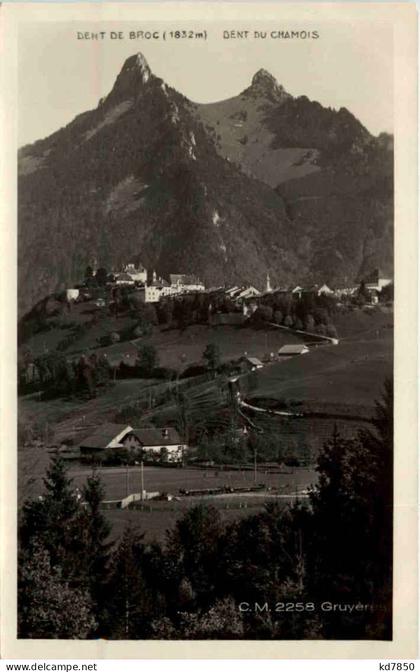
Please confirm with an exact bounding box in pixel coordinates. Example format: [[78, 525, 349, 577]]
[[243, 68, 291, 102], [105, 52, 153, 104], [252, 68, 277, 88], [121, 52, 152, 83]]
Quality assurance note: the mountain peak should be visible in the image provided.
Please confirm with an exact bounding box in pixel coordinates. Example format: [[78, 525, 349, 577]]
[[120, 52, 151, 83], [105, 52, 153, 104], [241, 68, 291, 103], [251, 68, 277, 88]]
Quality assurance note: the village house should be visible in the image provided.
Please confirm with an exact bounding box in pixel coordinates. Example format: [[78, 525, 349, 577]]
[[317, 284, 334, 296], [363, 268, 392, 292], [225, 286, 241, 298], [66, 288, 80, 302], [133, 427, 186, 462], [235, 286, 261, 301], [133, 271, 165, 303], [169, 274, 205, 294], [115, 272, 135, 286], [291, 286, 304, 299], [124, 263, 147, 284], [240, 356, 264, 372], [301, 284, 334, 297], [278, 344, 309, 357]]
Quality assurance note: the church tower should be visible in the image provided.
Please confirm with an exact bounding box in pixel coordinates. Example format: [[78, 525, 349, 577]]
[[266, 272, 272, 293]]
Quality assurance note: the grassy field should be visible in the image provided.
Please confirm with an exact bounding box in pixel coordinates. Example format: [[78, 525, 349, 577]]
[[67, 464, 316, 501], [250, 333, 392, 410], [148, 324, 304, 369], [21, 463, 316, 544]]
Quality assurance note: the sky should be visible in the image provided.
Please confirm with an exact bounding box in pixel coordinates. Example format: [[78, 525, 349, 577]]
[[18, 19, 393, 146]]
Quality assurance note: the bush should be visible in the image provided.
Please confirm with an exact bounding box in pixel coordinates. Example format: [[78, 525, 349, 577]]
[[326, 324, 338, 338], [152, 367, 177, 381], [180, 365, 208, 379]]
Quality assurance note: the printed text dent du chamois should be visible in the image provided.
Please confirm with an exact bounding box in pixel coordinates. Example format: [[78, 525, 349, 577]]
[[76, 29, 320, 41]]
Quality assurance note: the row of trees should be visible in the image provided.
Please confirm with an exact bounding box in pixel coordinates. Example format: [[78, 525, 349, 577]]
[[19, 381, 393, 640], [252, 292, 339, 336], [18, 343, 163, 399]]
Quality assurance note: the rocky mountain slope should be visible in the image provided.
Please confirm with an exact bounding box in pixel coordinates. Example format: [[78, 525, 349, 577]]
[[18, 53, 393, 315]]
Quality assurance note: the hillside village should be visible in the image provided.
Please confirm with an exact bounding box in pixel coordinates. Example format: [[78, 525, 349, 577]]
[[19, 257, 393, 471], [66, 261, 392, 308]]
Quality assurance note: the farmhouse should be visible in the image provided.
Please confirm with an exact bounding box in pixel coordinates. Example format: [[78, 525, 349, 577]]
[[79, 424, 186, 462], [241, 356, 264, 371], [278, 344, 309, 357], [132, 427, 186, 462], [79, 424, 135, 454]]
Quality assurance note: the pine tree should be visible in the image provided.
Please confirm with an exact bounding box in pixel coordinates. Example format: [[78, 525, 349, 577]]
[[81, 474, 113, 628], [20, 457, 85, 582], [104, 525, 155, 639]]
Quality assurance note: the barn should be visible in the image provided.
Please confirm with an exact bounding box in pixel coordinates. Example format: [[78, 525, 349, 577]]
[[278, 344, 309, 357]]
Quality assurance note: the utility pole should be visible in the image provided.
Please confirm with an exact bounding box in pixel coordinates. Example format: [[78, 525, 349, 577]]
[[254, 447, 257, 485], [125, 462, 129, 497], [140, 460, 145, 500]]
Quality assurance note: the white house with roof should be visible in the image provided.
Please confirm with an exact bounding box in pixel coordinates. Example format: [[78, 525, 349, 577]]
[[115, 272, 135, 286], [236, 286, 261, 301], [124, 263, 147, 284], [363, 269, 392, 292], [133, 427, 186, 462], [169, 274, 205, 293]]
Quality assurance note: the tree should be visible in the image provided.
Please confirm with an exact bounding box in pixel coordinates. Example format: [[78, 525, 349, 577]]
[[20, 457, 84, 579], [380, 283, 394, 303], [304, 314, 315, 331], [166, 505, 224, 609], [273, 310, 283, 325], [103, 525, 158, 638], [81, 475, 113, 628], [326, 324, 338, 338], [95, 267, 108, 286], [158, 300, 174, 326], [178, 597, 244, 639], [315, 323, 327, 336], [253, 305, 273, 324], [19, 541, 96, 639], [283, 314, 293, 328], [137, 343, 159, 375], [202, 343, 221, 376]]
